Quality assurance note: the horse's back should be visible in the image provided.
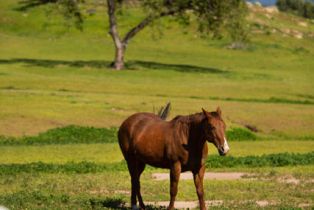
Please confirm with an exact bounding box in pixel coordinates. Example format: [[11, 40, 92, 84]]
[[118, 113, 163, 153], [118, 112, 170, 166]]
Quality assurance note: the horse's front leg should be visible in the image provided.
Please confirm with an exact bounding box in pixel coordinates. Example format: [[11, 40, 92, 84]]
[[168, 161, 181, 210], [193, 164, 206, 210]]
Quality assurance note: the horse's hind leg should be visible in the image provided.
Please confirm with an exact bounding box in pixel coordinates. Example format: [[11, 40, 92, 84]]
[[127, 158, 146, 210], [136, 161, 146, 209]]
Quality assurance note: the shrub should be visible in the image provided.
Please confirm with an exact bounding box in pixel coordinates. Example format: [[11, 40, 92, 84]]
[[0, 125, 118, 145], [226, 127, 257, 141], [0, 161, 127, 175], [206, 151, 314, 168], [277, 0, 314, 19], [0, 191, 127, 210], [0, 152, 313, 175]]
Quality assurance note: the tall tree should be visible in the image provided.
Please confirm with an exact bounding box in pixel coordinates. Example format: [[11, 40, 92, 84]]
[[18, 0, 248, 70]]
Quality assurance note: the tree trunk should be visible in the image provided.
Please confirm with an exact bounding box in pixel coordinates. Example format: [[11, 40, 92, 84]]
[[107, 0, 124, 70], [107, 0, 176, 70], [113, 43, 125, 70]]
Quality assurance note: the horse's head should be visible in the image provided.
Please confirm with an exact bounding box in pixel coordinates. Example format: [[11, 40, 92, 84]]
[[202, 107, 229, 156]]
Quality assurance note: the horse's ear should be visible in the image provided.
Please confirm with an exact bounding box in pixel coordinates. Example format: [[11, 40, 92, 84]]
[[216, 107, 222, 117], [202, 108, 211, 119]]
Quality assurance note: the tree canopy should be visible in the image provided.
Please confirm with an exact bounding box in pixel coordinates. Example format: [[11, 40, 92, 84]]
[[18, 0, 249, 70], [277, 0, 314, 19]]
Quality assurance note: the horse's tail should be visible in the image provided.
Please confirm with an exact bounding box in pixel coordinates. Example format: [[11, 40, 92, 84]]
[[158, 102, 171, 120]]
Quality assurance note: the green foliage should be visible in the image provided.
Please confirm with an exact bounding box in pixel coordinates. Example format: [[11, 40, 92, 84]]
[[208, 96, 314, 105], [0, 191, 128, 210], [17, 0, 85, 30], [0, 191, 75, 210], [0, 125, 117, 145], [226, 127, 257, 141], [277, 0, 314, 19], [0, 192, 166, 210], [1, 0, 314, 138], [225, 0, 250, 43], [0, 125, 257, 146], [0, 161, 127, 175], [141, 0, 249, 41], [206, 152, 314, 168], [303, 1, 314, 18], [0, 152, 313, 175], [18, 0, 249, 41]]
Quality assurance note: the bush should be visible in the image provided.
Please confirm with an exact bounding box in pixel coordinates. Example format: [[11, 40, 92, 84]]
[[0, 125, 118, 145], [0, 152, 313, 175], [226, 127, 257, 141], [0, 191, 127, 210], [206, 151, 314, 168], [0, 161, 127, 175], [277, 0, 314, 19]]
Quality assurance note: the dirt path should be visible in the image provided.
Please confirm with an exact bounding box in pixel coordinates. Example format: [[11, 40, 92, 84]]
[[118, 172, 309, 209], [145, 200, 223, 209], [152, 172, 248, 181], [145, 200, 279, 209]]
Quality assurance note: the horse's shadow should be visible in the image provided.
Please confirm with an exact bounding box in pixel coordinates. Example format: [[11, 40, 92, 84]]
[[89, 198, 165, 210]]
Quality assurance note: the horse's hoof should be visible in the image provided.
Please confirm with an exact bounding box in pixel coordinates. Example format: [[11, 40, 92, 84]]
[[132, 205, 139, 210]]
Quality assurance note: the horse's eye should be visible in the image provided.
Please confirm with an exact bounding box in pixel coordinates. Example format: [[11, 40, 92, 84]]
[[208, 125, 215, 130]]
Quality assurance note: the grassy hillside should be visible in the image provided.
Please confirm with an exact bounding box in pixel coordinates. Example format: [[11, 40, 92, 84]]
[[0, 1, 314, 209], [0, 1, 313, 139]]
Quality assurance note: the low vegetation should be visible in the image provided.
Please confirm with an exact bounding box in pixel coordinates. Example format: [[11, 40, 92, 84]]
[[206, 151, 314, 168], [277, 0, 314, 19], [0, 0, 313, 209], [0, 161, 127, 175], [0, 152, 313, 175], [0, 125, 117, 145], [226, 127, 257, 141], [0, 125, 259, 145]]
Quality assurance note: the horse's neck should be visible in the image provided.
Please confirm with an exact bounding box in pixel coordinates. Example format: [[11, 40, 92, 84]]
[[176, 113, 206, 146], [188, 114, 206, 144]]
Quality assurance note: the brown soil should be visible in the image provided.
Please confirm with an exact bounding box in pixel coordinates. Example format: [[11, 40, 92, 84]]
[[145, 200, 223, 209], [152, 172, 248, 181]]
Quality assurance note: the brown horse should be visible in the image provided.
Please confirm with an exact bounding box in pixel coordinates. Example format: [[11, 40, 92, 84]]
[[118, 107, 229, 210]]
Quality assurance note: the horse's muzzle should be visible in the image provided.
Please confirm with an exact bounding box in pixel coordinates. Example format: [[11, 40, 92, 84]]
[[218, 147, 226, 156], [219, 138, 230, 156], [218, 144, 229, 156]]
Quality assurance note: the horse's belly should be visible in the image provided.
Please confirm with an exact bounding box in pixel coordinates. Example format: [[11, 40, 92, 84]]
[[147, 161, 170, 169], [138, 154, 170, 169], [134, 141, 170, 168]]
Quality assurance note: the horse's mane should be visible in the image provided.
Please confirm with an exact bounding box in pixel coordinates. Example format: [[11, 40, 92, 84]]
[[171, 111, 221, 125], [171, 112, 205, 125]]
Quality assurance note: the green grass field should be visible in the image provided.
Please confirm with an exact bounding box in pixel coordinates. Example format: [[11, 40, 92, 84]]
[[0, 0, 313, 209]]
